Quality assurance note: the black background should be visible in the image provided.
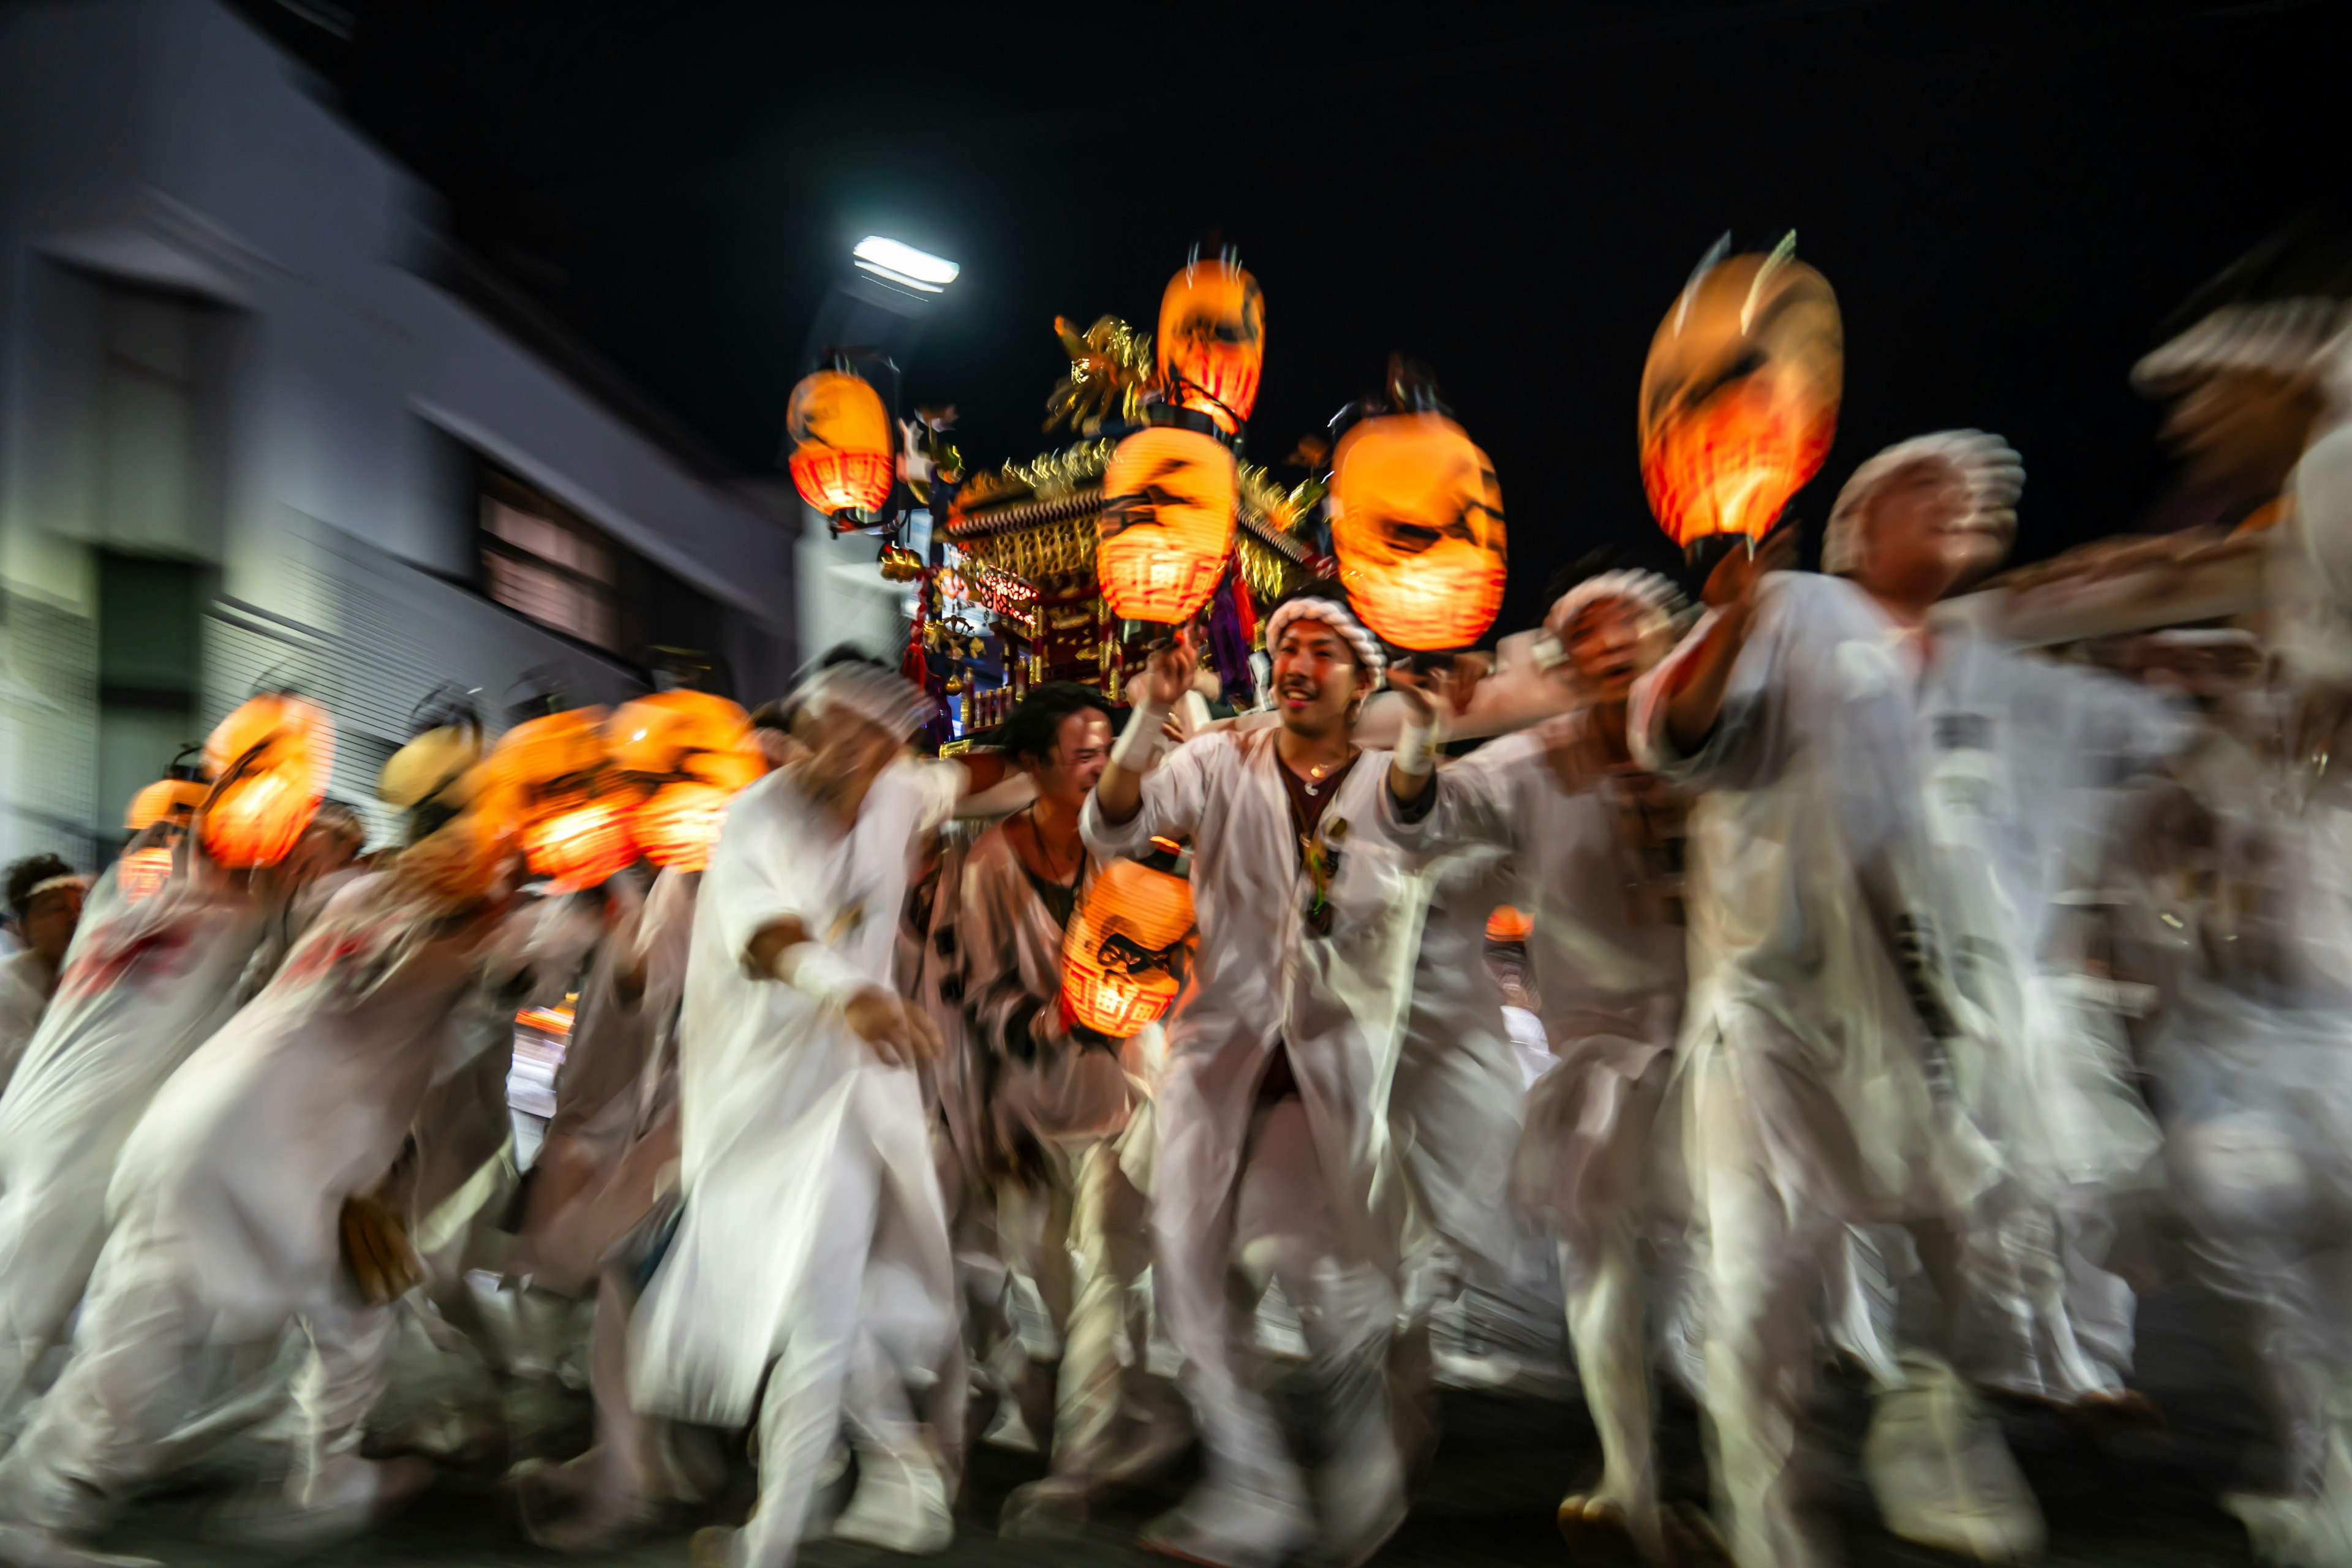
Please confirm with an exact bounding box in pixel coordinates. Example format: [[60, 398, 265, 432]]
[[236, 0, 2340, 636]]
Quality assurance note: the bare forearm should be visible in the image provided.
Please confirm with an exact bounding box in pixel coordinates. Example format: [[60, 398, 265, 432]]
[[1093, 762, 1144, 826]]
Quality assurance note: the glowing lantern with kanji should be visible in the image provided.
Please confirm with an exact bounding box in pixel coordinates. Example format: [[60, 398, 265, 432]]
[[1060, 856, 1197, 1037], [628, 781, 729, 873], [1329, 410, 1507, 650], [787, 368, 895, 521], [480, 706, 644, 888], [118, 846, 176, 902], [606, 692, 765, 871], [125, 776, 207, 834], [1096, 417, 1237, 624], [200, 695, 336, 869], [1157, 258, 1264, 437], [1638, 239, 1842, 562]]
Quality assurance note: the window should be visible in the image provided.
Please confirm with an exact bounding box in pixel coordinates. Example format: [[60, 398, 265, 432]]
[[478, 471, 624, 652], [469, 461, 728, 687]]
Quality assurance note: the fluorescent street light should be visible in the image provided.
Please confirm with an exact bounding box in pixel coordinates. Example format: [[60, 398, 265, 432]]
[[853, 236, 959, 292]]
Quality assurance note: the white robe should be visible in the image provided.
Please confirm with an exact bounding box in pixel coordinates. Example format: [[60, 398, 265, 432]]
[[630, 760, 964, 1429], [0, 950, 51, 1098], [0, 865, 268, 1413]]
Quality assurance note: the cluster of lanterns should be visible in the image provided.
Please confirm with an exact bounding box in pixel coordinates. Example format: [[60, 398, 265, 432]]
[[116, 696, 336, 899]]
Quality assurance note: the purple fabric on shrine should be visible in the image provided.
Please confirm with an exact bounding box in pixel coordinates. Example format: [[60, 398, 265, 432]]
[[1205, 569, 1259, 707]]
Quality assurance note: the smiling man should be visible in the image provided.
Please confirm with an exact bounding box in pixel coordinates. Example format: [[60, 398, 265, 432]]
[[1084, 582, 1419, 1568]]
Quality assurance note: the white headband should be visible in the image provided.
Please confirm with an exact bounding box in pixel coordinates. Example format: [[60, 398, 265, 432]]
[[25, 873, 87, 903], [798, 662, 937, 741], [1262, 596, 1387, 679], [1544, 570, 1686, 648], [1822, 430, 2024, 578], [2133, 300, 2352, 392]]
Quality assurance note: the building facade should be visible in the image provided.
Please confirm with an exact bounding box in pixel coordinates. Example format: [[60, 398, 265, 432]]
[[0, 0, 799, 867]]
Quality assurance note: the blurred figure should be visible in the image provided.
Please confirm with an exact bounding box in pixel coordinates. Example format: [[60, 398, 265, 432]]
[[2133, 214, 2352, 537], [1084, 587, 1415, 1568], [0, 856, 86, 1094], [1384, 568, 1691, 1562], [630, 658, 977, 1568], [1621, 518, 2014, 1568], [965, 684, 1183, 1535], [0, 809, 540, 1563], [0, 824, 276, 1442]]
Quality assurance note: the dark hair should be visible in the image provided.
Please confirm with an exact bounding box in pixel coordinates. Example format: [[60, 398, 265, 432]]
[[311, 800, 368, 848], [6, 854, 78, 922], [997, 682, 1113, 766]]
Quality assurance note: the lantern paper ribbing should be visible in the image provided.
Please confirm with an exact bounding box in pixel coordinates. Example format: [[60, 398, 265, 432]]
[[200, 695, 336, 869], [630, 780, 730, 873], [1060, 858, 1196, 1038], [1329, 412, 1507, 650], [1096, 423, 1237, 624], [787, 369, 896, 519], [522, 801, 638, 889], [118, 846, 175, 902], [1638, 245, 1842, 552], [1157, 260, 1264, 436]]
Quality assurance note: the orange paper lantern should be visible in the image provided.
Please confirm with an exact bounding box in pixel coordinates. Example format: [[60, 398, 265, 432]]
[[1157, 260, 1264, 436], [1485, 905, 1533, 944], [125, 777, 208, 833], [1060, 858, 1197, 1037], [1638, 243, 1842, 553], [786, 369, 895, 519], [628, 780, 731, 873], [200, 695, 336, 869], [396, 809, 517, 909], [1329, 412, 1507, 651], [521, 799, 638, 889], [606, 691, 754, 776], [1096, 420, 1237, 624], [118, 845, 176, 902]]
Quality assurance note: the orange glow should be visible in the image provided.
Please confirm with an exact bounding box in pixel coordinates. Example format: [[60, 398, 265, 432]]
[[125, 777, 206, 832], [786, 369, 895, 519], [1061, 858, 1196, 1037], [517, 997, 576, 1038], [1485, 905, 1532, 943], [200, 695, 336, 868], [118, 846, 175, 902], [630, 780, 731, 872], [1157, 260, 1264, 436], [606, 691, 756, 777], [1096, 423, 1236, 624], [1329, 412, 1507, 650], [521, 800, 637, 889], [1638, 246, 1842, 550]]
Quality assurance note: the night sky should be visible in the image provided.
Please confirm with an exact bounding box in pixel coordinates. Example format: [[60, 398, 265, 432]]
[[237, 0, 2337, 637]]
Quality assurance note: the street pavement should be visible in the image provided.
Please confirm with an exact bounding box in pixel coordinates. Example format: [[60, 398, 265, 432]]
[[97, 1277, 2274, 1568]]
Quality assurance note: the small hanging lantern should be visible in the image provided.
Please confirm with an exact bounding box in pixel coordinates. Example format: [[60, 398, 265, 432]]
[[1060, 853, 1197, 1037], [787, 368, 897, 522], [1097, 412, 1238, 625], [1638, 235, 1842, 567], [118, 846, 176, 902], [1329, 367, 1507, 651], [1157, 257, 1265, 437], [200, 694, 336, 869]]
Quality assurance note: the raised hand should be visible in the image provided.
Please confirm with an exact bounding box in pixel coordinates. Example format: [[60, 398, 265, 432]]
[[1702, 526, 1798, 609]]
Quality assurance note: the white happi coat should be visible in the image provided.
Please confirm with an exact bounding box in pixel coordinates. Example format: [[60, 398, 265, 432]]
[[1384, 711, 1687, 1242], [0, 865, 268, 1397], [1629, 572, 1997, 1224], [93, 873, 541, 1343], [631, 760, 963, 1428], [1079, 726, 1421, 1272], [1909, 623, 2178, 1202], [0, 950, 51, 1098]]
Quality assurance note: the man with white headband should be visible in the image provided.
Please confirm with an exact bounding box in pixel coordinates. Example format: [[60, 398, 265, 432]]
[[1084, 581, 1415, 1568], [631, 652, 1004, 1568], [1384, 568, 1694, 1562], [1831, 434, 2184, 1423], [1523, 499, 2005, 1568], [1, 858, 85, 1095]]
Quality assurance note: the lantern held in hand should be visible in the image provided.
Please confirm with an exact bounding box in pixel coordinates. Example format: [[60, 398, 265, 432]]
[[787, 368, 896, 522], [125, 777, 208, 834], [1157, 258, 1265, 437], [1061, 857, 1197, 1038], [1638, 237, 1842, 567], [1329, 410, 1507, 651], [1096, 413, 1237, 625], [201, 695, 336, 869]]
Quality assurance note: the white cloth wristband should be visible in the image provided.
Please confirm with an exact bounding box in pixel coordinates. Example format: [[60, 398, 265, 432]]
[[1394, 706, 1443, 777], [1110, 696, 1172, 771], [775, 940, 871, 1009]]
